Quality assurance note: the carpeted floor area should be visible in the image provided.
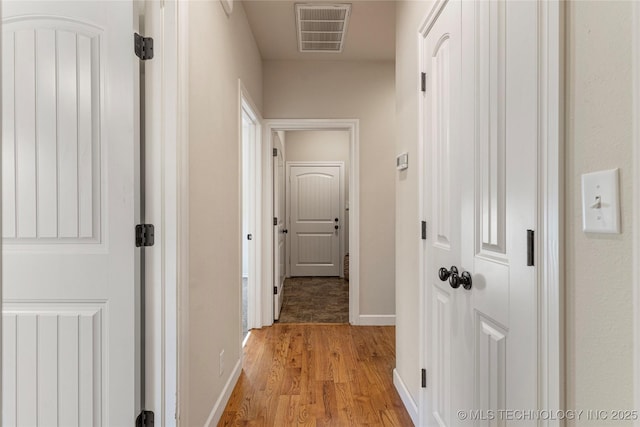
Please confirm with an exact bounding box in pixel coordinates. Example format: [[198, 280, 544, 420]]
[[277, 276, 349, 323]]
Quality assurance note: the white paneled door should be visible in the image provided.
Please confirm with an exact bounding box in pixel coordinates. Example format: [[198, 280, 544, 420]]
[[422, 0, 538, 425], [273, 142, 286, 319], [2, 1, 139, 426], [288, 163, 343, 277]]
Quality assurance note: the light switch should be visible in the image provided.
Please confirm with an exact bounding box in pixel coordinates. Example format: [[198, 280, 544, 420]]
[[581, 168, 620, 234], [396, 152, 408, 171]]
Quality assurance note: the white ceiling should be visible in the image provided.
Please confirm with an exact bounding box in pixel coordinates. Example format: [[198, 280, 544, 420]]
[[242, 1, 396, 61]]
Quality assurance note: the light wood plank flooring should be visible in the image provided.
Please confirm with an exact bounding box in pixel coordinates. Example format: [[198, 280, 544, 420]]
[[219, 324, 414, 427]]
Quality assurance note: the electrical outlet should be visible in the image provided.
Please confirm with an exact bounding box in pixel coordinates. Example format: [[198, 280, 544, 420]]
[[219, 350, 225, 376]]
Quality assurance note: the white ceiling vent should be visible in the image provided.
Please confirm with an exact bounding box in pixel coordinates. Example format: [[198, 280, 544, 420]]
[[295, 3, 352, 53]]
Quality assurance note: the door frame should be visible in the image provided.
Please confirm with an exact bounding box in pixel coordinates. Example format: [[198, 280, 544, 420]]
[[261, 119, 360, 326], [416, 0, 564, 424], [633, 1, 640, 420], [239, 81, 263, 335], [143, 0, 182, 425], [285, 161, 346, 278]]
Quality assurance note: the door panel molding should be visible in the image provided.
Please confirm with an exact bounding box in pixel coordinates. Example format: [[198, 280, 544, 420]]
[[262, 119, 360, 325], [3, 17, 104, 248], [475, 0, 507, 258], [3, 301, 105, 426]]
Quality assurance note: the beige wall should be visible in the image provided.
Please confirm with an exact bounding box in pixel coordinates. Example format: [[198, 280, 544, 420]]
[[285, 130, 350, 166], [284, 130, 350, 200], [285, 130, 351, 252], [394, 0, 636, 417], [394, 0, 432, 405], [565, 1, 633, 422], [264, 60, 396, 317], [187, 1, 262, 425]]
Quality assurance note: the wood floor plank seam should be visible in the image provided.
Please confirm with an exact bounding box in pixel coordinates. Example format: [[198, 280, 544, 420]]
[[219, 324, 414, 427]]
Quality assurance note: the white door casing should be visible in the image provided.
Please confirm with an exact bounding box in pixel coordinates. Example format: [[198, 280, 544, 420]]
[[287, 163, 344, 277], [144, 0, 181, 424], [240, 86, 262, 334], [273, 136, 286, 319], [2, 1, 139, 426], [421, 0, 541, 425], [261, 120, 359, 327]]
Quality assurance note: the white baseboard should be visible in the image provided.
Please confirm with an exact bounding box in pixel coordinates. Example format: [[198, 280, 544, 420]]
[[393, 368, 418, 425], [358, 314, 396, 326], [204, 358, 242, 427]]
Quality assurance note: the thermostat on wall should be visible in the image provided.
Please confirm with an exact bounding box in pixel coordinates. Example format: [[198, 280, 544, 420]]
[[396, 152, 409, 171]]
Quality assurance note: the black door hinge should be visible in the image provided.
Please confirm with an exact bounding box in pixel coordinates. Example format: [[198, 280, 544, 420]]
[[421, 369, 427, 388], [136, 224, 155, 247], [527, 229, 534, 266], [421, 221, 427, 240], [273, 148, 278, 157], [274, 286, 278, 295], [136, 410, 155, 427], [421, 72, 426, 92], [134, 33, 154, 60], [274, 217, 278, 226]]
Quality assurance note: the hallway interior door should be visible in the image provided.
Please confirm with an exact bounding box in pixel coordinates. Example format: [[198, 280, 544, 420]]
[[2, 1, 140, 424], [287, 163, 343, 277], [421, 0, 539, 425], [273, 134, 286, 320]]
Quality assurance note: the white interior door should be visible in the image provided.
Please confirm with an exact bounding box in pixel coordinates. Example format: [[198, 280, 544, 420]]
[[2, 1, 139, 425], [273, 142, 286, 319], [423, 2, 463, 424], [423, 1, 538, 425], [288, 163, 342, 277]]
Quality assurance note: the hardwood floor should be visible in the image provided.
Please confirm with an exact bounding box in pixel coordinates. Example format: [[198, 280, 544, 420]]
[[219, 324, 414, 427]]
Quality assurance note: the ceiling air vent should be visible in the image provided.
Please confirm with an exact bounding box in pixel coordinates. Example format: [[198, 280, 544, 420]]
[[295, 3, 352, 53]]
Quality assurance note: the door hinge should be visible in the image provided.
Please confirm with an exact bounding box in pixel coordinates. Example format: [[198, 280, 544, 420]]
[[527, 229, 534, 266], [274, 217, 278, 226], [136, 224, 155, 247], [421, 369, 427, 388], [136, 410, 155, 427], [421, 221, 427, 240], [273, 148, 278, 157], [421, 72, 426, 92], [134, 33, 154, 60], [274, 286, 278, 295]]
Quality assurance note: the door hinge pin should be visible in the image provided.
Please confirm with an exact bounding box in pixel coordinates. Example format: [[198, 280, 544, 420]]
[[273, 148, 278, 157], [421, 221, 427, 240], [274, 286, 278, 295], [421, 72, 426, 92], [421, 369, 427, 388], [274, 217, 278, 226]]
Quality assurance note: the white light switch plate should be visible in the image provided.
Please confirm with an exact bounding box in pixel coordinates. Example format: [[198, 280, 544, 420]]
[[396, 152, 408, 170], [581, 168, 620, 234]]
